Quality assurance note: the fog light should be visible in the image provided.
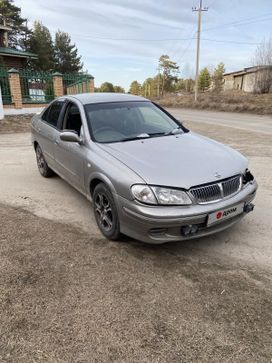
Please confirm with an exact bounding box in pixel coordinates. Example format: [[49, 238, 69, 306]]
[[181, 225, 199, 237]]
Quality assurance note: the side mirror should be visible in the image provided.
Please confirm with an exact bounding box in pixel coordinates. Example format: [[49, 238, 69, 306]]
[[60, 131, 82, 143]]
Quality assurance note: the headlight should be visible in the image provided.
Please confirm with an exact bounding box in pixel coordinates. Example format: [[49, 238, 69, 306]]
[[131, 185, 192, 205], [131, 185, 157, 204], [151, 186, 192, 205]]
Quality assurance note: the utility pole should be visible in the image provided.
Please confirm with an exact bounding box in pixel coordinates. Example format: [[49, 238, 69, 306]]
[[193, 0, 208, 101]]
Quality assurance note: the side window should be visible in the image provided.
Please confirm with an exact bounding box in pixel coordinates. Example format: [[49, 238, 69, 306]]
[[41, 106, 51, 122], [62, 103, 82, 136], [42, 101, 64, 128]]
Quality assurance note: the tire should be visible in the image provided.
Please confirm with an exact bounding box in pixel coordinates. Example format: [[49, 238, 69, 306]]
[[93, 183, 121, 240], [35, 144, 54, 178]]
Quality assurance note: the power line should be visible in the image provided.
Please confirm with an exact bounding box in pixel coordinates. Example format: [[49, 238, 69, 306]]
[[164, 26, 191, 60], [170, 24, 197, 59], [175, 31, 197, 66], [70, 33, 260, 45], [70, 34, 195, 42], [201, 38, 262, 45], [203, 13, 272, 32]]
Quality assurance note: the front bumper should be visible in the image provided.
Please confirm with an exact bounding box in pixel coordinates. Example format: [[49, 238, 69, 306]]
[[116, 181, 257, 244]]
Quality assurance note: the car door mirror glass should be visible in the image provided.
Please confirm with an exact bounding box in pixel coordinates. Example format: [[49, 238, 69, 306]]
[[60, 131, 82, 143]]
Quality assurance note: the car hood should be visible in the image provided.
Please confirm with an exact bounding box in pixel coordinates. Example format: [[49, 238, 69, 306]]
[[98, 132, 248, 189]]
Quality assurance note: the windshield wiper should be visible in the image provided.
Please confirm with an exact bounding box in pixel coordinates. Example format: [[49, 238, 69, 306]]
[[164, 126, 183, 136], [118, 129, 182, 142], [148, 132, 167, 137], [119, 133, 150, 142]]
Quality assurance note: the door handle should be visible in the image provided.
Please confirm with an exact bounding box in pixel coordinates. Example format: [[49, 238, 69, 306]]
[[55, 139, 60, 145]]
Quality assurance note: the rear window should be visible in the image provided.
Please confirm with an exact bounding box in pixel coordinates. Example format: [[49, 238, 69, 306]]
[[42, 101, 64, 128]]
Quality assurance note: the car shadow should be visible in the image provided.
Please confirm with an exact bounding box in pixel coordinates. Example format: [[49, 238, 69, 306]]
[[118, 223, 242, 265]]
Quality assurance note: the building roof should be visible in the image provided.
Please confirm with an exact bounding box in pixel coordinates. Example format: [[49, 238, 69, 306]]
[[224, 65, 272, 77], [0, 47, 38, 59], [64, 92, 148, 105]]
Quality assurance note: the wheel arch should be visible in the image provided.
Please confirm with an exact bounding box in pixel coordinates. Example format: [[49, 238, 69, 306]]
[[89, 173, 117, 197]]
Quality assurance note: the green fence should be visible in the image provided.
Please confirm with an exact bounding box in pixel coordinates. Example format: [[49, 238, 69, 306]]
[[0, 68, 94, 107], [19, 69, 54, 104], [63, 73, 92, 95], [0, 67, 12, 104]]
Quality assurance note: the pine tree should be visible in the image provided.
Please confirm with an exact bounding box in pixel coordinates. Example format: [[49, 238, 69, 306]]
[[159, 55, 179, 95], [0, 0, 30, 49], [212, 62, 225, 91], [198, 67, 211, 91], [26, 21, 54, 71], [54, 30, 82, 73]]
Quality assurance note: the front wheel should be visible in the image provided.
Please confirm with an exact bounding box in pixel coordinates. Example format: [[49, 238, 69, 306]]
[[35, 144, 54, 178], [93, 183, 121, 240]]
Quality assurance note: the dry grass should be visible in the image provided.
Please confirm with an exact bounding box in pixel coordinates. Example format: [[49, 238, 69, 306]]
[[158, 91, 272, 115]]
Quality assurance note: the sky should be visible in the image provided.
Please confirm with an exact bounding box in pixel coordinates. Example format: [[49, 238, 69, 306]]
[[16, 0, 272, 90]]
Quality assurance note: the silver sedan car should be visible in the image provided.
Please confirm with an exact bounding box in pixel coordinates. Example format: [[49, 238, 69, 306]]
[[31, 93, 257, 243]]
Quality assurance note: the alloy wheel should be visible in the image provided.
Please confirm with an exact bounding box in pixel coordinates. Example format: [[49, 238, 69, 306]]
[[95, 192, 113, 232], [36, 146, 46, 174]]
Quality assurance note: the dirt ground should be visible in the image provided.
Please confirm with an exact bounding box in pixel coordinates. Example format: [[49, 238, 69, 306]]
[[0, 115, 32, 134], [0, 204, 272, 363], [0, 112, 272, 362]]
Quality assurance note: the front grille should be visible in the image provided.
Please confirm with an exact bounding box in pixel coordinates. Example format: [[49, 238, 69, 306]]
[[189, 175, 242, 204], [222, 175, 241, 197]]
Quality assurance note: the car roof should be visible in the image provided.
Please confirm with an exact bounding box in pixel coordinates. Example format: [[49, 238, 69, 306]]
[[65, 92, 149, 105]]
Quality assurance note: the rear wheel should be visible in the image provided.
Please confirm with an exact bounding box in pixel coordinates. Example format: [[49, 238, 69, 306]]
[[35, 144, 54, 178], [93, 183, 121, 240]]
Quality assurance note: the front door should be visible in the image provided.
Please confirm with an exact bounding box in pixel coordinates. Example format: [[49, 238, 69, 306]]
[[54, 102, 87, 193], [38, 100, 64, 170]]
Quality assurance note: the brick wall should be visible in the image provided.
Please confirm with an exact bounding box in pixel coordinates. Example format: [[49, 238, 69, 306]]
[[52, 73, 64, 97], [8, 69, 22, 109]]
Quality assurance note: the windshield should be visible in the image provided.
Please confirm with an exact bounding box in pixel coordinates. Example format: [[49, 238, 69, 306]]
[[85, 101, 182, 143]]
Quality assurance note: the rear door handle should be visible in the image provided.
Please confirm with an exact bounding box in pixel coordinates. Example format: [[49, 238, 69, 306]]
[[55, 139, 60, 145]]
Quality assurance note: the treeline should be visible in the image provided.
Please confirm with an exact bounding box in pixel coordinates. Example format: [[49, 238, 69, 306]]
[[128, 55, 225, 97], [94, 82, 125, 93], [0, 0, 82, 73]]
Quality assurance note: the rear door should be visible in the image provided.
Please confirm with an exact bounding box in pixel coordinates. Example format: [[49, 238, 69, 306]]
[[54, 101, 87, 193], [37, 100, 65, 170]]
